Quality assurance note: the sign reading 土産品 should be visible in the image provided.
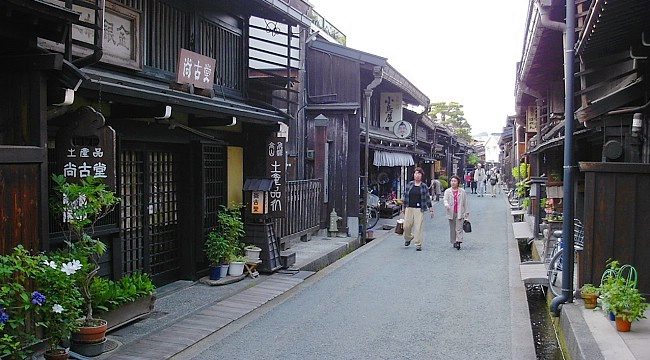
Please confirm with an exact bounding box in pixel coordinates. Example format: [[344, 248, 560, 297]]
[[175, 48, 216, 90], [55, 106, 116, 191], [266, 135, 286, 218]]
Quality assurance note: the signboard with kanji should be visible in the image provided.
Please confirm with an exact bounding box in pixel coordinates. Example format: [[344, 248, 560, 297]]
[[55, 106, 116, 190], [526, 106, 538, 133], [266, 135, 286, 218], [175, 48, 216, 90], [380, 92, 403, 129], [250, 190, 268, 215]]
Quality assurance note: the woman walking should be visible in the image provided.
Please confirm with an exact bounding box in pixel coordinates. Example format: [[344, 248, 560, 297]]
[[443, 175, 470, 250], [401, 167, 434, 251]]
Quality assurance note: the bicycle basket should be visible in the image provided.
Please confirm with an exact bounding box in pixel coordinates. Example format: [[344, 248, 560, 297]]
[[367, 194, 380, 207]]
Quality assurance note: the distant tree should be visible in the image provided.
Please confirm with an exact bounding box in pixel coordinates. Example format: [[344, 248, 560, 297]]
[[467, 153, 480, 166], [428, 101, 473, 142]]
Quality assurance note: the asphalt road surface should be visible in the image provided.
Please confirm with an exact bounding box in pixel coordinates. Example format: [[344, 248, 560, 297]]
[[173, 189, 530, 360]]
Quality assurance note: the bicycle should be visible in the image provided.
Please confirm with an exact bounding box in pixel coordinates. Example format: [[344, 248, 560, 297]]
[[547, 218, 585, 297], [360, 192, 380, 230]]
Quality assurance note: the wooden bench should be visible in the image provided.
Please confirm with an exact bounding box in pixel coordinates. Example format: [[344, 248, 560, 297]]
[[244, 260, 262, 278]]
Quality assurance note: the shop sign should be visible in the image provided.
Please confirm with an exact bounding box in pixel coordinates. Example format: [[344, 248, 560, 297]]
[[55, 106, 116, 191], [266, 135, 286, 217], [393, 120, 412, 138], [526, 106, 538, 133], [39, 0, 143, 70], [175, 48, 216, 90], [250, 190, 268, 215], [380, 92, 403, 129]]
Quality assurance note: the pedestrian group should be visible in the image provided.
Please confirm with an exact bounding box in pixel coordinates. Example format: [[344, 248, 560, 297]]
[[400, 163, 502, 251]]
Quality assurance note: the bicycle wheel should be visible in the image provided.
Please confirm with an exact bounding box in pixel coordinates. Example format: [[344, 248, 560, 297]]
[[547, 249, 564, 297], [367, 207, 379, 229]]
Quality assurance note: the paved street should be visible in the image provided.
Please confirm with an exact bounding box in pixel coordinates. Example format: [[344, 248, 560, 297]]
[[172, 191, 535, 359]]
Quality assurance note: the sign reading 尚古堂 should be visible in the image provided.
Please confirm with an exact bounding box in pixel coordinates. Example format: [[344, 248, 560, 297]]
[[175, 48, 216, 90], [250, 190, 268, 215], [55, 106, 116, 191], [266, 136, 286, 218], [379, 92, 403, 129]]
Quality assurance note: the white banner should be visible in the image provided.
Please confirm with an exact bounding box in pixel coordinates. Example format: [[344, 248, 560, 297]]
[[380, 92, 403, 129]]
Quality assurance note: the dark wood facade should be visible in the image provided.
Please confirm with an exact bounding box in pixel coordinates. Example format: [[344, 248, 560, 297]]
[[0, 0, 314, 287], [514, 0, 650, 291]]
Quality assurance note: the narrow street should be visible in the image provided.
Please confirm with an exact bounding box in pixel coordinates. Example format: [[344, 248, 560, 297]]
[[173, 191, 534, 359]]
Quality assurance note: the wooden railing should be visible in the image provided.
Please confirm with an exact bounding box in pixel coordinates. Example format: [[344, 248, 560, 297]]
[[273, 179, 322, 249]]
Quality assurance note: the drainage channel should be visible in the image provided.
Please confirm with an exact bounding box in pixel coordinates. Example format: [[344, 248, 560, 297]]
[[518, 241, 564, 360]]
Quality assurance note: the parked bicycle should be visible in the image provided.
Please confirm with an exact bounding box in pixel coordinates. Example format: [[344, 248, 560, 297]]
[[360, 191, 380, 230], [547, 218, 585, 297]]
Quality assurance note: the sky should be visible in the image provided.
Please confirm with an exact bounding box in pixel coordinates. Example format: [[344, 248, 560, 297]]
[[311, 1, 530, 135]]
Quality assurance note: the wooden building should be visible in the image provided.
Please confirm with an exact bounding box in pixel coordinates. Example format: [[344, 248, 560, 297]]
[[514, 0, 650, 295], [304, 39, 433, 236], [0, 0, 314, 286]]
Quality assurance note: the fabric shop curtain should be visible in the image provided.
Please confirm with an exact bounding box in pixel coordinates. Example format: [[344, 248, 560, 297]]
[[373, 151, 415, 167]]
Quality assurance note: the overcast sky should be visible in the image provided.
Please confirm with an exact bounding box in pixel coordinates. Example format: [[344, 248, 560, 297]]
[[311, 1, 530, 135]]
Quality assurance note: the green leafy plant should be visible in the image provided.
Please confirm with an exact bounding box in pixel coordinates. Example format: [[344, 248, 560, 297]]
[[205, 205, 245, 265], [580, 283, 599, 295], [90, 272, 155, 312], [229, 254, 248, 263], [50, 174, 120, 325], [438, 175, 449, 190], [599, 259, 648, 323], [244, 244, 261, 250], [0, 246, 83, 358]]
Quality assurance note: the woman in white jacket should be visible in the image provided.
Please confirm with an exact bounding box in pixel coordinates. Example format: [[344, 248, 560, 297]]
[[443, 175, 470, 249]]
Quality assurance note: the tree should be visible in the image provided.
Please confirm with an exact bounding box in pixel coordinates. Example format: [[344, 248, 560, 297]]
[[428, 101, 473, 142], [467, 153, 480, 166]]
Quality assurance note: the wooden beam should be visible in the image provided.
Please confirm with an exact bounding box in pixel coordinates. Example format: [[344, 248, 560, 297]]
[[0, 53, 63, 71]]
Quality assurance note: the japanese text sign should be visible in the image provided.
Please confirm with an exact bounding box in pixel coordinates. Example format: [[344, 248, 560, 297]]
[[175, 48, 216, 89], [266, 136, 286, 218], [55, 106, 116, 190], [380, 92, 403, 129]]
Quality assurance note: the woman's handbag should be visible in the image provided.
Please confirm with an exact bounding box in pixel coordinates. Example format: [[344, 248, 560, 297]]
[[395, 219, 404, 235], [463, 219, 472, 233]]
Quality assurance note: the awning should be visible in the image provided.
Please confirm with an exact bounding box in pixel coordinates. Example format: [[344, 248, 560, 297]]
[[373, 151, 414, 167]]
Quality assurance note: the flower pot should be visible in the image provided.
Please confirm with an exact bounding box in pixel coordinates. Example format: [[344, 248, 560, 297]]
[[228, 261, 245, 276], [582, 293, 598, 309], [71, 338, 107, 357], [219, 264, 229, 278], [44, 349, 69, 360], [245, 248, 261, 262], [71, 319, 107, 344], [97, 294, 156, 332], [615, 317, 632, 332], [209, 265, 222, 280]]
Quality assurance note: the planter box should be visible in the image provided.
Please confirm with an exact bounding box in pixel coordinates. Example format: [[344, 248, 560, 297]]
[[98, 294, 156, 332]]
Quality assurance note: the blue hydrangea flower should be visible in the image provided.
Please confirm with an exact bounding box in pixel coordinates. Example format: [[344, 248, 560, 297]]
[[0, 309, 8, 324], [31, 291, 46, 306]]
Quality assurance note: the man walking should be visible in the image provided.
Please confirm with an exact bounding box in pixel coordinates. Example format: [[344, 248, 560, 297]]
[[429, 177, 442, 202], [474, 163, 487, 197]]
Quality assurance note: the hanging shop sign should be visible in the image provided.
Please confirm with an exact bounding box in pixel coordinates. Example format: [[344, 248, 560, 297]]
[[526, 106, 538, 133], [175, 48, 216, 90], [55, 106, 116, 190], [266, 135, 286, 217], [380, 92, 403, 129], [393, 120, 412, 139]]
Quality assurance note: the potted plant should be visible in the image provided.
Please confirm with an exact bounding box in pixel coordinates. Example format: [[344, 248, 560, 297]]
[[244, 244, 262, 262], [90, 272, 156, 331], [205, 204, 245, 279], [228, 254, 247, 276], [205, 231, 233, 280], [49, 175, 120, 355], [599, 259, 648, 331], [35, 250, 85, 360], [580, 283, 600, 309]]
